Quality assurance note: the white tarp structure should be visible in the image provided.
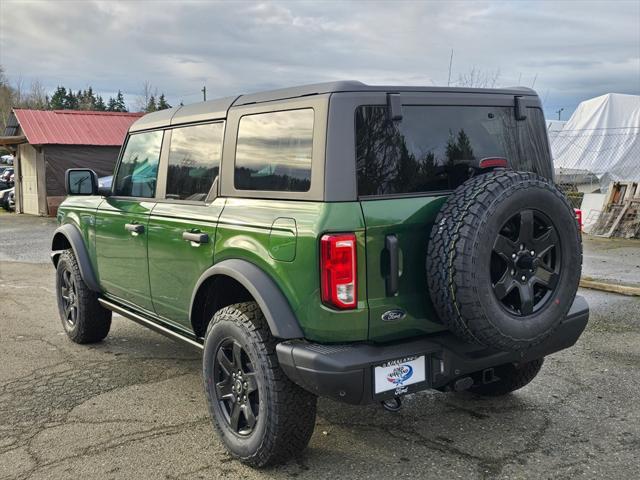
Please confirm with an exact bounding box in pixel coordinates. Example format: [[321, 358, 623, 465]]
[[552, 93, 640, 187]]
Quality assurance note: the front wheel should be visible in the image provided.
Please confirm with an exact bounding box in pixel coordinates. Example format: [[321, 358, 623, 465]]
[[55, 249, 111, 343], [202, 302, 317, 467]]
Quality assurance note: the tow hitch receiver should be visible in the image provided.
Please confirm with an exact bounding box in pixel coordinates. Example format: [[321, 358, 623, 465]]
[[381, 396, 403, 412]]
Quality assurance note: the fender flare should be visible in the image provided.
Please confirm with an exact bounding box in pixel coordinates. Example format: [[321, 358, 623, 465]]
[[51, 224, 101, 292], [191, 259, 304, 339]]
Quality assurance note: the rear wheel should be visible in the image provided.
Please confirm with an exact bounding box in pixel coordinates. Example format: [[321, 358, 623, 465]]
[[468, 358, 545, 396], [55, 249, 111, 343], [203, 302, 317, 467]]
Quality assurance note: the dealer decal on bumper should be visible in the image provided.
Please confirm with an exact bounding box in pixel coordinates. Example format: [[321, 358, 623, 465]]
[[374, 355, 426, 394]]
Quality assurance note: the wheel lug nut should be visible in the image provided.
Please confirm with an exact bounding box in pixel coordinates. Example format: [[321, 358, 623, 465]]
[[530, 250, 535, 256], [521, 276, 526, 281], [512, 253, 516, 259], [520, 244, 525, 250], [243, 382, 248, 388], [511, 269, 515, 275], [243, 395, 247, 401]]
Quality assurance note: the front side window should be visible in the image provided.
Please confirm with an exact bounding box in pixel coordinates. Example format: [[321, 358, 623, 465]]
[[165, 123, 223, 201], [114, 131, 163, 198], [356, 105, 552, 196], [234, 109, 313, 192]]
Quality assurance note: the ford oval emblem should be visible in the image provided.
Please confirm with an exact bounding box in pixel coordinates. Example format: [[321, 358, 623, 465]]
[[381, 309, 406, 322]]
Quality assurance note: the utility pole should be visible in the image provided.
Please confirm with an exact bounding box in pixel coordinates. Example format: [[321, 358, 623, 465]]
[[201, 85, 207, 102], [447, 49, 454, 86], [556, 108, 564, 120]]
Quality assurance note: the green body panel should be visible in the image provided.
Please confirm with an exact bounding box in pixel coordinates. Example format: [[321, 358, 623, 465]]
[[56, 196, 103, 277], [215, 198, 368, 343], [268, 217, 297, 262], [95, 198, 156, 311], [360, 196, 449, 342], [147, 200, 225, 329], [57, 192, 450, 345]]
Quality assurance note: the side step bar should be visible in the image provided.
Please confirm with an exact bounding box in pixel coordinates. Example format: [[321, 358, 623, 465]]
[[98, 297, 204, 350]]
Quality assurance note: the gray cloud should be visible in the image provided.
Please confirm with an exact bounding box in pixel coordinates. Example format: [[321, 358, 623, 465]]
[[1, 0, 638, 118]]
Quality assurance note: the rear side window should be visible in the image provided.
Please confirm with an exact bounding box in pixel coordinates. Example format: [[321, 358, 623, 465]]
[[234, 109, 313, 192], [165, 122, 223, 201], [356, 105, 552, 196], [114, 131, 163, 198]]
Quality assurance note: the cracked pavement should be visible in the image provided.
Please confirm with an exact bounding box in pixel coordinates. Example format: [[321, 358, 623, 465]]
[[1, 214, 640, 478]]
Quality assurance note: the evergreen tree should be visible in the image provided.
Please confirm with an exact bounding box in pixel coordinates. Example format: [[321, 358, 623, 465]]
[[114, 90, 127, 112], [106, 96, 118, 112], [83, 87, 97, 110], [145, 94, 157, 113], [49, 86, 67, 110], [64, 90, 78, 109], [94, 95, 106, 111], [157, 94, 171, 110]]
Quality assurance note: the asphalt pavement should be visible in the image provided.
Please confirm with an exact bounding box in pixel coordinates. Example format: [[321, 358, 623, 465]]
[[0, 213, 57, 264], [582, 235, 640, 287], [1, 213, 640, 479]]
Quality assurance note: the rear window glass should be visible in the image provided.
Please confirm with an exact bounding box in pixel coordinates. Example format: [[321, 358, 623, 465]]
[[356, 105, 552, 196], [234, 109, 313, 192], [166, 122, 223, 201]]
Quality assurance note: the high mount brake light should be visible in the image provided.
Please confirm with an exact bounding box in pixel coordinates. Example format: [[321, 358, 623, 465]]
[[320, 233, 357, 309], [479, 157, 509, 169]]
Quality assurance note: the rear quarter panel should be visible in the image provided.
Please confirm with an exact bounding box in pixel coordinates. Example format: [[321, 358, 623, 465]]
[[215, 198, 368, 342]]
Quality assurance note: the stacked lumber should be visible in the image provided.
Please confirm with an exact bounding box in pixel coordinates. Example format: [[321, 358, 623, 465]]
[[590, 182, 640, 238]]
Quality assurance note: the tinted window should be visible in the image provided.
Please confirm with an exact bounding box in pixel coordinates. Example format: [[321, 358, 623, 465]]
[[519, 107, 553, 173], [114, 131, 163, 198], [235, 109, 313, 192], [356, 105, 552, 196], [166, 123, 223, 201]]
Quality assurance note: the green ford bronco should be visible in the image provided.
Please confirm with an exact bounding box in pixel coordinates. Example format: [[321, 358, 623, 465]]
[[52, 81, 588, 466]]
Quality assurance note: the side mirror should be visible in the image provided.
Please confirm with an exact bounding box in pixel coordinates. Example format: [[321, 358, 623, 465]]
[[65, 169, 98, 196]]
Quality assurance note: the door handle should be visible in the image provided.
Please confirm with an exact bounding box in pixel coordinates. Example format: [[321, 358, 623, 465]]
[[385, 234, 400, 296], [183, 231, 209, 244], [124, 223, 144, 235]]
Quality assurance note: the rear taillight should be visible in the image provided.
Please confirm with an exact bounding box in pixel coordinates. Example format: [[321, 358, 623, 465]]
[[575, 208, 583, 232], [320, 233, 357, 309]]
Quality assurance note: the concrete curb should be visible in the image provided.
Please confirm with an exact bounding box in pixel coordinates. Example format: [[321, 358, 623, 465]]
[[580, 277, 640, 296]]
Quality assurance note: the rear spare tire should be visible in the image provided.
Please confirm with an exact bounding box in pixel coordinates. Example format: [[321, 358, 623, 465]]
[[427, 170, 581, 351]]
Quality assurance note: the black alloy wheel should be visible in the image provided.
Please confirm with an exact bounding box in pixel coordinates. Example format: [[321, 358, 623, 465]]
[[491, 209, 561, 316], [59, 268, 79, 327], [55, 249, 111, 344], [214, 338, 260, 436]]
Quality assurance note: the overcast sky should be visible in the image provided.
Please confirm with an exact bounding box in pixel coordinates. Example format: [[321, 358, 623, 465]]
[[1, 0, 638, 119]]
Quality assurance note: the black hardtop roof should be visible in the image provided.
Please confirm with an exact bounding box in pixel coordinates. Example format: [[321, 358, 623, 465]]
[[235, 80, 537, 105], [129, 81, 537, 132]]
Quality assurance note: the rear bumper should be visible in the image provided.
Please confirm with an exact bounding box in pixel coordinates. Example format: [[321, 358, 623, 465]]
[[276, 295, 589, 404]]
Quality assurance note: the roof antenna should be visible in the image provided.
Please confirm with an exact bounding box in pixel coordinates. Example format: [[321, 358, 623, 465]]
[[447, 49, 454, 86]]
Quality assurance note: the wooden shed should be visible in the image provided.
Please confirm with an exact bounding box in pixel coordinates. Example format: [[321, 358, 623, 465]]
[[0, 109, 142, 216]]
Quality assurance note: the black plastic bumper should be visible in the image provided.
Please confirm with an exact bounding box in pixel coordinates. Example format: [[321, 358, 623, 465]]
[[276, 295, 589, 404]]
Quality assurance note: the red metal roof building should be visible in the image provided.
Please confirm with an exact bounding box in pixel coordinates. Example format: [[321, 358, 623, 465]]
[[1, 109, 143, 216], [11, 109, 142, 146]]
